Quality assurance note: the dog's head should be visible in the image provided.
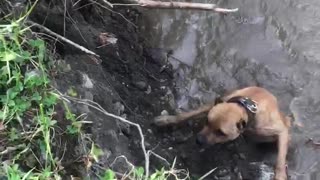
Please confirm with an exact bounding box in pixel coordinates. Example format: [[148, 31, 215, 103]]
[[196, 102, 247, 145]]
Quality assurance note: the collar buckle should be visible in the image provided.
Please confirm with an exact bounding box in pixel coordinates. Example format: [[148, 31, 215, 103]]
[[239, 97, 258, 113]]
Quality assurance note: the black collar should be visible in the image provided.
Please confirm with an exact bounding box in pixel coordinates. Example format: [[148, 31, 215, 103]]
[[226, 96, 258, 122]]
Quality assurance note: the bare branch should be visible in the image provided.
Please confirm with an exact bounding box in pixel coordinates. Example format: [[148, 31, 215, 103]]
[[114, 0, 238, 13], [147, 150, 170, 166], [26, 21, 100, 57]]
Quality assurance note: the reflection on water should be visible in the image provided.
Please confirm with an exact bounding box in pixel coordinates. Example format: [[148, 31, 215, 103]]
[[141, 0, 320, 179]]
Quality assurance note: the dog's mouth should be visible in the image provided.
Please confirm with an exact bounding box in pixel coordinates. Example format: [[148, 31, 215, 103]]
[[196, 134, 207, 145], [195, 134, 215, 149]]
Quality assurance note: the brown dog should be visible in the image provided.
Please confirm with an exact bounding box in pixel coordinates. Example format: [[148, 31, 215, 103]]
[[154, 86, 290, 180]]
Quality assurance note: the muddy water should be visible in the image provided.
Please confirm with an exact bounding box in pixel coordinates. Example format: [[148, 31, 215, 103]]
[[140, 0, 320, 179]]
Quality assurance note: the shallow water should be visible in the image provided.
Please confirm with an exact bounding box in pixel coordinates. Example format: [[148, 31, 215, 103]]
[[140, 0, 320, 179]]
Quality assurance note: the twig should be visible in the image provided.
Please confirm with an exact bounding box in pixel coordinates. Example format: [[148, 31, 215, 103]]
[[116, 0, 238, 13], [26, 21, 100, 57], [0, 144, 26, 155], [165, 157, 190, 180], [148, 150, 170, 166], [73, 0, 83, 7], [90, 0, 137, 28], [110, 155, 135, 171], [56, 93, 150, 179], [63, 0, 67, 36], [198, 167, 217, 180], [110, 155, 136, 179], [101, 0, 113, 8]]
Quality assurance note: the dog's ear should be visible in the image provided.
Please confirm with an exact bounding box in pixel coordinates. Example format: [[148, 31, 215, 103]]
[[236, 120, 247, 132], [214, 96, 223, 105]]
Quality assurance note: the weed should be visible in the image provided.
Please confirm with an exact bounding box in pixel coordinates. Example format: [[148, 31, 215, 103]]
[[100, 169, 116, 180], [62, 100, 82, 135], [0, 0, 65, 178], [98, 166, 186, 180]]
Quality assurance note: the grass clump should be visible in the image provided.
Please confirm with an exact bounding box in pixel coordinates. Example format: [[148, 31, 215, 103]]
[[0, 1, 77, 179]]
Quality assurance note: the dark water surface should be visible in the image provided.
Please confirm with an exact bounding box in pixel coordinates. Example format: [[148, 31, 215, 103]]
[[140, 0, 320, 179]]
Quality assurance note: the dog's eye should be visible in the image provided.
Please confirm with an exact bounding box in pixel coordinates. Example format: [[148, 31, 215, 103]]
[[215, 129, 226, 136]]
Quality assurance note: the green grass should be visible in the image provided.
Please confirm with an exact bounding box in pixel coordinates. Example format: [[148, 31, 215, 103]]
[[0, 1, 66, 179]]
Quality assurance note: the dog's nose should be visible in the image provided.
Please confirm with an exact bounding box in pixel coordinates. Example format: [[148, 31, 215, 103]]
[[196, 134, 207, 145]]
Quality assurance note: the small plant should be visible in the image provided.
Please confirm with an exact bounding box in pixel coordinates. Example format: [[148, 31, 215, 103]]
[[63, 100, 82, 135], [100, 169, 116, 180], [98, 163, 188, 180], [0, 0, 63, 178], [3, 164, 34, 180]]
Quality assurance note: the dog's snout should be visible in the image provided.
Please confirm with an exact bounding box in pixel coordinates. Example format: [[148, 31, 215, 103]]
[[196, 134, 207, 145]]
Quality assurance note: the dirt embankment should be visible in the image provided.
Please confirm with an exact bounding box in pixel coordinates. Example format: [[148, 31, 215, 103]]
[[30, 0, 176, 178], [28, 0, 281, 179]]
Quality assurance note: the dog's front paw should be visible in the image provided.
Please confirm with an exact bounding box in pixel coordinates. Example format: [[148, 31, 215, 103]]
[[153, 115, 178, 126], [274, 168, 287, 180]]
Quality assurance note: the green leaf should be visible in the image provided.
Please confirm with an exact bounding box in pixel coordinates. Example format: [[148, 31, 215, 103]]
[[31, 92, 42, 102], [24, 70, 49, 88], [15, 81, 23, 91], [14, 98, 31, 113], [29, 39, 44, 48], [0, 66, 8, 76], [50, 120, 57, 126], [20, 50, 31, 59], [0, 95, 6, 102], [1, 51, 16, 62], [150, 173, 158, 180], [29, 39, 45, 62], [8, 99, 15, 107], [42, 93, 57, 107], [0, 111, 5, 120], [5, 163, 23, 180], [9, 128, 19, 141], [66, 112, 76, 121], [67, 125, 78, 134], [90, 143, 104, 162], [67, 87, 77, 97], [38, 140, 47, 160], [7, 88, 19, 100], [100, 169, 116, 180], [135, 166, 144, 178]]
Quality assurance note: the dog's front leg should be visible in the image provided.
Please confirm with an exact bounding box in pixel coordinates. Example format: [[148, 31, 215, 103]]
[[274, 130, 289, 180], [153, 103, 214, 126]]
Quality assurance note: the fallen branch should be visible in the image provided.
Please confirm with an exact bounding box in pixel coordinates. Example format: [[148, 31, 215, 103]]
[[26, 21, 100, 57], [110, 0, 238, 13]]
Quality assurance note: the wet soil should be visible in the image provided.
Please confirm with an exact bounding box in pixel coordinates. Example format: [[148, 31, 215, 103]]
[[28, 0, 284, 179]]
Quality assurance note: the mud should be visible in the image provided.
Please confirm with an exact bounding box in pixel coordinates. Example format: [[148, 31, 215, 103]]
[[28, 0, 286, 179], [30, 0, 177, 178]]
